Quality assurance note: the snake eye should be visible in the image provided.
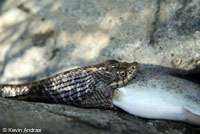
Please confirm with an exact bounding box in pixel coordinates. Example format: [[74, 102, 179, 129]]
[[119, 71, 126, 77]]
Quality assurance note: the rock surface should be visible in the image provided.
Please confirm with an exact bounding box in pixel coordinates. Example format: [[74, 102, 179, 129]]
[[0, 97, 200, 134], [0, 0, 200, 133], [0, 0, 200, 83]]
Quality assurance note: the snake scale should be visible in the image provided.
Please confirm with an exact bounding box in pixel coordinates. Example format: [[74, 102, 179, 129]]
[[0, 60, 138, 109]]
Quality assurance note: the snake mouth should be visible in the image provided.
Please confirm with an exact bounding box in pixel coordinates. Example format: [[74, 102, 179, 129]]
[[109, 88, 115, 99]]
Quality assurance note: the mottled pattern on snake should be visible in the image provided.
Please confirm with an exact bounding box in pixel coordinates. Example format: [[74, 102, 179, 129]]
[[0, 60, 138, 109]]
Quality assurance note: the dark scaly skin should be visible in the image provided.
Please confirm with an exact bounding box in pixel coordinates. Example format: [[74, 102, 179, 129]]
[[0, 60, 138, 109]]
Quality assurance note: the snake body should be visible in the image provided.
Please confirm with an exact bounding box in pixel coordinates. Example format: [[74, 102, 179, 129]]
[[0, 60, 138, 109]]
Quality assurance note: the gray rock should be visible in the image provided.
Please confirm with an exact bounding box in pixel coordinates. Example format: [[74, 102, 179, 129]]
[[0, 97, 200, 134], [0, 0, 200, 133], [0, 0, 200, 83]]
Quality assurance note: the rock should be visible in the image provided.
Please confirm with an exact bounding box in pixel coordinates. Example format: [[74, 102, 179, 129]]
[[0, 97, 200, 134], [0, 0, 200, 83], [0, 0, 200, 133]]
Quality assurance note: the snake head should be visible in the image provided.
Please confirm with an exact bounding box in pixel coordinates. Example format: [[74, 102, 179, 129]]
[[96, 60, 138, 99], [106, 60, 138, 89], [80, 60, 138, 108]]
